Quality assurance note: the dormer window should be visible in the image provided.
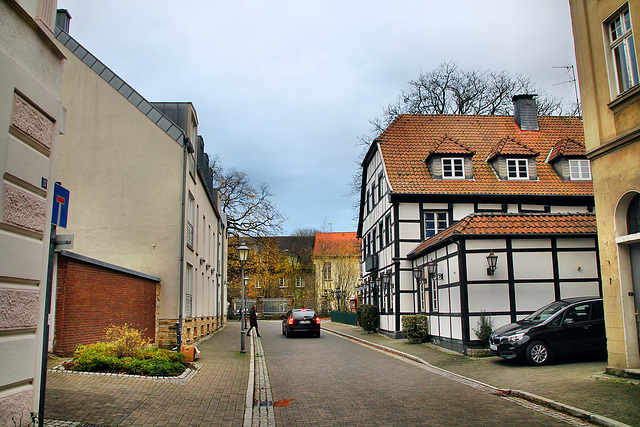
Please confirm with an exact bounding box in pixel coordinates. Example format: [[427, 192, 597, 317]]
[[569, 159, 592, 180], [442, 158, 465, 179], [507, 159, 529, 179]]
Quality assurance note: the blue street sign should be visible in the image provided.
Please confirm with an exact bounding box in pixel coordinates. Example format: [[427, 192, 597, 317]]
[[52, 183, 69, 228]]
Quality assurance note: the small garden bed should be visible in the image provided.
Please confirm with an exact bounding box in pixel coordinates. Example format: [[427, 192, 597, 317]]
[[62, 324, 192, 377]]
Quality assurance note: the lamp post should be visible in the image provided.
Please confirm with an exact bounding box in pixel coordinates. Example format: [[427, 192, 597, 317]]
[[328, 286, 347, 311], [237, 240, 250, 354]]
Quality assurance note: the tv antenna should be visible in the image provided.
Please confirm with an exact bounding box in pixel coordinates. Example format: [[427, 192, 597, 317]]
[[553, 65, 581, 114]]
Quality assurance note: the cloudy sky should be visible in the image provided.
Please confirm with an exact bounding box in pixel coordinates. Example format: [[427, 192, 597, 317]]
[[56, 1, 579, 235]]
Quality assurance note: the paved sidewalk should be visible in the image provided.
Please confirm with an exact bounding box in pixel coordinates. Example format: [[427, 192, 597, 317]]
[[44, 322, 250, 426], [321, 321, 640, 427]]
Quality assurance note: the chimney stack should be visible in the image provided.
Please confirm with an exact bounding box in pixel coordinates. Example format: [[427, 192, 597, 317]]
[[56, 9, 71, 33], [512, 94, 539, 131]]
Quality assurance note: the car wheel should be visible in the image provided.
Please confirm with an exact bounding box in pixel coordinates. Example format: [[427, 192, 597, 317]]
[[315, 331, 320, 338], [285, 329, 290, 338], [526, 341, 550, 366], [282, 326, 285, 335]]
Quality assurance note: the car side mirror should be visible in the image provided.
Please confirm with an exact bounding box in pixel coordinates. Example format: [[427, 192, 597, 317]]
[[563, 318, 575, 325]]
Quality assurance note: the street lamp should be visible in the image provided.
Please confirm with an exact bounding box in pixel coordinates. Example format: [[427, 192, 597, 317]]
[[237, 240, 250, 354]]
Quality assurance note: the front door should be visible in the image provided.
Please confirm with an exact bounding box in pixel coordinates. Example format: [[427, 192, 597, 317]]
[[630, 243, 640, 351]]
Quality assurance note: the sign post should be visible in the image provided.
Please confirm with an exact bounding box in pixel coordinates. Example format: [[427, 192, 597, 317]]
[[38, 183, 69, 426]]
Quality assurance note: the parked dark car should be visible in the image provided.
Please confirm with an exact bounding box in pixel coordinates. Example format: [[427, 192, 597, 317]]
[[282, 308, 321, 338], [489, 296, 606, 365]]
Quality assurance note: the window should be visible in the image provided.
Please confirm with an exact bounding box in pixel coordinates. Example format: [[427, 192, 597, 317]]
[[279, 278, 287, 288], [378, 222, 384, 249], [442, 158, 465, 179], [366, 190, 371, 213], [256, 279, 261, 289], [295, 277, 305, 288], [607, 6, 640, 95], [372, 182, 377, 205], [506, 159, 529, 179], [378, 173, 384, 199], [425, 212, 448, 238], [431, 279, 439, 312], [372, 228, 377, 253], [187, 194, 195, 249], [569, 159, 592, 180], [385, 214, 392, 245], [185, 264, 193, 318], [324, 262, 332, 281]]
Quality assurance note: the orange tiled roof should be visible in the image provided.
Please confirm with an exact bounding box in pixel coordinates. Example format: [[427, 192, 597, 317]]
[[313, 232, 360, 257], [377, 115, 592, 196], [547, 138, 587, 162], [409, 212, 597, 257], [426, 135, 474, 160]]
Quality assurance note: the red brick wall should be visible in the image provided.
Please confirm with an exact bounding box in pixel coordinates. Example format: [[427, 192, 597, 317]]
[[54, 255, 157, 356]]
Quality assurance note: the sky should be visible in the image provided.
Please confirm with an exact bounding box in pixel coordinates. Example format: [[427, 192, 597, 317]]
[[55, 1, 580, 235]]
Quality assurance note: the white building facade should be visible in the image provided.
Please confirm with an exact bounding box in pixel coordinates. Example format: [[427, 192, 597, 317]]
[[358, 96, 600, 352]]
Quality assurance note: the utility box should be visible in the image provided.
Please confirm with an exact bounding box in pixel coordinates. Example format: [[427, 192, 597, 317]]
[[180, 345, 197, 362]]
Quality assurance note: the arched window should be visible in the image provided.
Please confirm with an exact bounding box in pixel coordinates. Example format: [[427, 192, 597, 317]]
[[628, 194, 640, 235]]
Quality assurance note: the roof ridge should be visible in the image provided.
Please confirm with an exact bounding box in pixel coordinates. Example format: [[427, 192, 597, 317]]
[[54, 26, 187, 145]]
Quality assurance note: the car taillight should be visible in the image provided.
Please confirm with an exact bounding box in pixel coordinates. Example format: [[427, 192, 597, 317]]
[[287, 317, 294, 325], [315, 317, 321, 325]]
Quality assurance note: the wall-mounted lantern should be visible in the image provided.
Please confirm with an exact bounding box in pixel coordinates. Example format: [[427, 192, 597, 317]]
[[486, 251, 498, 276], [427, 259, 442, 280]]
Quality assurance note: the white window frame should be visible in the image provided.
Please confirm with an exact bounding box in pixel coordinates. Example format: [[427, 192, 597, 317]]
[[569, 159, 592, 180], [506, 158, 529, 180], [279, 277, 287, 288], [323, 262, 332, 281], [295, 277, 305, 288], [442, 157, 465, 179], [256, 279, 261, 289], [424, 211, 448, 238], [605, 5, 640, 97]]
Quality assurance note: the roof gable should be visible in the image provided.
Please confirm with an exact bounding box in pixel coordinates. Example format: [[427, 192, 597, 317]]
[[547, 138, 587, 162], [486, 136, 539, 162], [425, 135, 474, 161]]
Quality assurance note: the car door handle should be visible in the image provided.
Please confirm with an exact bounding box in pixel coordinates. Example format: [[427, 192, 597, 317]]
[[583, 325, 591, 330]]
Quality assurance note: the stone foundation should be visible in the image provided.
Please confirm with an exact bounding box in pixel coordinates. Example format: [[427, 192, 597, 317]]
[[158, 316, 227, 348]]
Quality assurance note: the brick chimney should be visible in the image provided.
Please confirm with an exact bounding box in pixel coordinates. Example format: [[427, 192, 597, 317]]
[[512, 94, 539, 131], [56, 9, 71, 33]]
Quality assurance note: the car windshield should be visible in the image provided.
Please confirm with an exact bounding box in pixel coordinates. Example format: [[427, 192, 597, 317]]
[[522, 301, 568, 324]]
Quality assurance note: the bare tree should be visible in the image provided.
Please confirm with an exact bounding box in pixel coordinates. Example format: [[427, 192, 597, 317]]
[[348, 61, 571, 222], [210, 155, 285, 239]]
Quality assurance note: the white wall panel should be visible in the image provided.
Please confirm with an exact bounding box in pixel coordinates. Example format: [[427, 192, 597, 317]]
[[453, 204, 474, 220], [399, 270, 415, 291], [398, 203, 420, 220], [467, 283, 510, 312], [514, 283, 555, 311], [465, 239, 506, 250], [466, 251, 508, 281], [437, 287, 450, 312], [512, 239, 551, 249], [557, 237, 595, 248], [558, 252, 598, 279], [439, 316, 451, 337], [491, 315, 514, 330], [400, 292, 414, 313], [449, 287, 461, 313], [560, 281, 601, 298], [451, 317, 463, 340], [399, 221, 421, 240], [513, 252, 553, 280]]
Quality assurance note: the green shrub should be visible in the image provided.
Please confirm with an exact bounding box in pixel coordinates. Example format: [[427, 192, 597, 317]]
[[69, 326, 187, 376], [473, 311, 494, 347], [402, 314, 429, 343], [356, 304, 379, 333]]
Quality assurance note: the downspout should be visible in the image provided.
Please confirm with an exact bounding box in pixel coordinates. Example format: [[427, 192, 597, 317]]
[[178, 136, 194, 351]]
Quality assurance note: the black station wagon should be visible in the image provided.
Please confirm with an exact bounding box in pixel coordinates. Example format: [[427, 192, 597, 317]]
[[282, 308, 321, 338], [489, 296, 606, 365]]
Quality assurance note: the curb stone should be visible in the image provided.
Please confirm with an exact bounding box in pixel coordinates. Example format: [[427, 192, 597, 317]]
[[324, 327, 630, 427]]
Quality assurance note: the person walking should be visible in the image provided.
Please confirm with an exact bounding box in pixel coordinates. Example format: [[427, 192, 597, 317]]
[[247, 305, 261, 337]]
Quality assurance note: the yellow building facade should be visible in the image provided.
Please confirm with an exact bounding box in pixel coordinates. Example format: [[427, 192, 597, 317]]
[[570, 0, 640, 371]]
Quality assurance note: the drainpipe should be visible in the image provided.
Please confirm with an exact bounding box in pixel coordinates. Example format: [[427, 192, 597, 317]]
[[178, 135, 194, 351]]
